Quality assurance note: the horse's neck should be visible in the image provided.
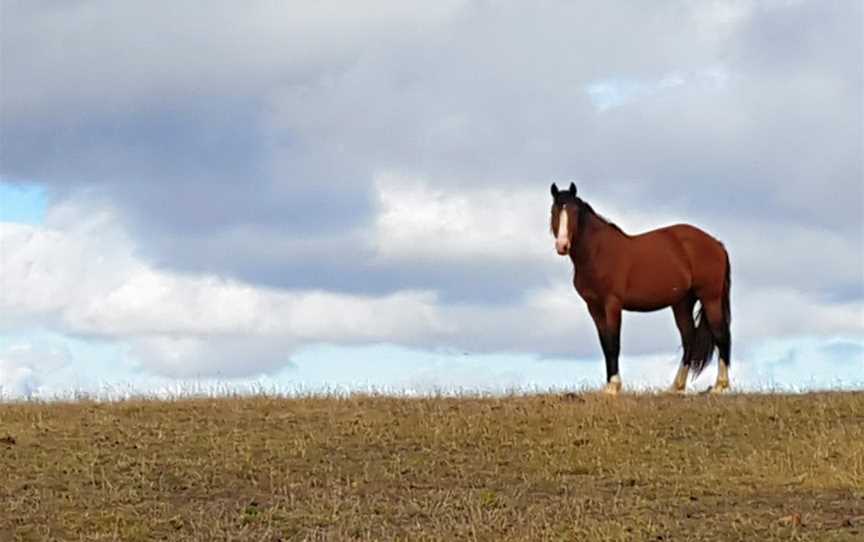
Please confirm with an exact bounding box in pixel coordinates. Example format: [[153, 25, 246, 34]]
[[571, 213, 626, 268]]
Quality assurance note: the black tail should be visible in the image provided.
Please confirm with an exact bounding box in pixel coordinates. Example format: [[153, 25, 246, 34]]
[[722, 250, 732, 335], [687, 249, 732, 379], [721, 249, 732, 366], [688, 304, 717, 379]]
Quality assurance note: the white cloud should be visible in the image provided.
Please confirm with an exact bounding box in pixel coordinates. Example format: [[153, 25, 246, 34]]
[[2, 178, 861, 383], [0, 196, 678, 377], [1, 214, 449, 376], [734, 287, 864, 343], [0, 359, 38, 398], [371, 173, 551, 264], [0, 342, 69, 398]]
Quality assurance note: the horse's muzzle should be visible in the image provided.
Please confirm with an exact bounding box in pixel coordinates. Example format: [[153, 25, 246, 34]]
[[555, 241, 570, 255]]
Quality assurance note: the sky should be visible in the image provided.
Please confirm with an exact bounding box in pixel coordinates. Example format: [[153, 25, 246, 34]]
[[1, 0, 862, 398]]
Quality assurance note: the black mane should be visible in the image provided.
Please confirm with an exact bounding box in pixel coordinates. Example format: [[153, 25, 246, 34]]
[[577, 198, 628, 237]]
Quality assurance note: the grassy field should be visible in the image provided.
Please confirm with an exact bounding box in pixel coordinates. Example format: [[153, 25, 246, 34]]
[[1, 392, 862, 541]]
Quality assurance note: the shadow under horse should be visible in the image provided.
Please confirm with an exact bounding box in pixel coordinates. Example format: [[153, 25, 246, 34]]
[[549, 182, 732, 395]]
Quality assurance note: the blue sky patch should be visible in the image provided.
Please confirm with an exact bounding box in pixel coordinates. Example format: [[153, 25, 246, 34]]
[[0, 180, 46, 225]]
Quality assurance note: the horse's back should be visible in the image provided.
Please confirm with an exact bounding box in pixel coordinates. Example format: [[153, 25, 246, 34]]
[[618, 224, 726, 310], [628, 223, 720, 266]]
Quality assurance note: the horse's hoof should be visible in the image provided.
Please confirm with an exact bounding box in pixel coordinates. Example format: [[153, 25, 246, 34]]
[[667, 387, 686, 395], [603, 382, 622, 395], [709, 383, 730, 394]]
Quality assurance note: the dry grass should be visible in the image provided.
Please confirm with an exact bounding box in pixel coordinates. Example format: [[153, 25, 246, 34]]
[[1, 392, 862, 541]]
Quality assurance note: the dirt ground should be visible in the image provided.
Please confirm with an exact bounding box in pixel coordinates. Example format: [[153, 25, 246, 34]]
[[1, 392, 862, 541]]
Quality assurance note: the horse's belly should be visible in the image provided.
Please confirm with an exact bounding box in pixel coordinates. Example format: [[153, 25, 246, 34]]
[[622, 259, 690, 311], [622, 297, 679, 313]]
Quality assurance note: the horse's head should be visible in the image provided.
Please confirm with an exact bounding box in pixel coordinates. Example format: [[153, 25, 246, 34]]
[[550, 182, 579, 255]]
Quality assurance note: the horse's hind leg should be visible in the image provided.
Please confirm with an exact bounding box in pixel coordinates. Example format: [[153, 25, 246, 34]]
[[670, 294, 696, 393], [702, 298, 731, 393]]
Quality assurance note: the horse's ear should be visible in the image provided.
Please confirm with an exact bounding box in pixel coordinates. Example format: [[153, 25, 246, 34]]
[[550, 183, 559, 197], [569, 182, 577, 196]]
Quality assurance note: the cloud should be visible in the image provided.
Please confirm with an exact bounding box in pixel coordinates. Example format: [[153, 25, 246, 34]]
[[0, 199, 689, 376], [0, 1, 861, 386], [0, 342, 70, 398], [371, 173, 549, 264], [3, 191, 861, 382], [1, 1, 469, 119], [1, 209, 450, 376], [0, 358, 38, 398], [6, 1, 859, 255]]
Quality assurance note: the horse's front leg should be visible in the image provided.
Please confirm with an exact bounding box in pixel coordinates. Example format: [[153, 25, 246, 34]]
[[589, 299, 623, 395]]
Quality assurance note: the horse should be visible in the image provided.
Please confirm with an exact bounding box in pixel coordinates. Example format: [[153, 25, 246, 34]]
[[549, 182, 731, 395]]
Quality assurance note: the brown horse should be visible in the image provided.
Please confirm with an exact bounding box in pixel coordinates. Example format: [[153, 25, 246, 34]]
[[550, 182, 731, 394]]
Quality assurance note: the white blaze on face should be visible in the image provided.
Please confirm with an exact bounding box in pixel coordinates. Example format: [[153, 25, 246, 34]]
[[555, 207, 570, 254]]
